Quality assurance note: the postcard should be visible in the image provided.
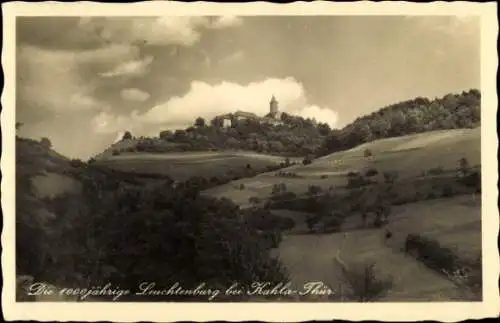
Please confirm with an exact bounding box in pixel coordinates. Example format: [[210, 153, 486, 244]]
[[2, 1, 499, 321]]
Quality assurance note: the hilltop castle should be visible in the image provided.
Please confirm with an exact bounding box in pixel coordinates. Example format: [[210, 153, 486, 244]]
[[219, 96, 284, 128]]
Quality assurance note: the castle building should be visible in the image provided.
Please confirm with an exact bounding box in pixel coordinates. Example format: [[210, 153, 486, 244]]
[[219, 96, 283, 128]]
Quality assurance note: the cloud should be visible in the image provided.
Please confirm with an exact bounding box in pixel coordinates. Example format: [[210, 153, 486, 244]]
[[121, 88, 151, 102], [100, 55, 154, 78], [219, 50, 245, 65], [93, 78, 338, 134], [210, 16, 244, 29], [92, 110, 142, 134], [294, 105, 338, 127], [91, 78, 339, 135], [17, 45, 112, 114], [78, 16, 244, 48]]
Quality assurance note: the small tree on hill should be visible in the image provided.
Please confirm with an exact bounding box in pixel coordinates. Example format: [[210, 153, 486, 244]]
[[306, 215, 320, 233], [195, 117, 206, 128], [458, 158, 471, 175], [303, 156, 313, 165], [40, 137, 52, 149], [122, 131, 133, 140], [364, 149, 373, 158]]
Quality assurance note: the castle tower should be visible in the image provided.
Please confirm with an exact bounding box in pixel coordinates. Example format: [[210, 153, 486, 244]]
[[269, 95, 279, 115]]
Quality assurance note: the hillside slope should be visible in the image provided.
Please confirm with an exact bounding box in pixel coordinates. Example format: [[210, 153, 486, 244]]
[[203, 127, 480, 206]]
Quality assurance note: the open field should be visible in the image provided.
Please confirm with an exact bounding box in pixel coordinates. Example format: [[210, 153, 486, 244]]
[[202, 128, 480, 207], [95, 151, 300, 181], [272, 194, 481, 301]]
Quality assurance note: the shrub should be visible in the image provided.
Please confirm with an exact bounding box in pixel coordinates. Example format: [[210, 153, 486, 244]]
[[404, 234, 463, 275], [373, 215, 384, 228], [363, 149, 373, 158], [307, 185, 322, 196], [112, 150, 120, 156], [249, 196, 261, 205], [320, 175, 328, 179], [428, 166, 444, 175], [339, 262, 394, 301], [365, 168, 378, 177], [347, 171, 360, 177], [122, 131, 133, 140], [69, 159, 85, 168], [40, 137, 52, 149], [383, 171, 399, 183], [302, 156, 313, 165], [347, 175, 374, 189], [442, 184, 454, 198], [239, 183, 246, 190], [305, 215, 321, 232], [457, 169, 481, 193], [458, 157, 470, 174]]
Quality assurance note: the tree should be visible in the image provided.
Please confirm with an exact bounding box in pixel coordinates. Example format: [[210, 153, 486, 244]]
[[306, 215, 320, 233], [122, 131, 133, 140], [40, 137, 52, 149], [307, 185, 322, 197], [458, 158, 470, 175], [317, 122, 331, 136], [159, 130, 173, 140], [195, 117, 206, 128], [210, 117, 223, 128], [302, 156, 313, 165], [16, 122, 23, 130]]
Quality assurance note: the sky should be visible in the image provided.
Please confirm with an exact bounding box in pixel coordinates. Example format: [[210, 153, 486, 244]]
[[16, 15, 480, 159]]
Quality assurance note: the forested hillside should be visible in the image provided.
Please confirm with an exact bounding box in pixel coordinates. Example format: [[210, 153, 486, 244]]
[[105, 89, 480, 159], [16, 135, 289, 301], [319, 89, 480, 155]]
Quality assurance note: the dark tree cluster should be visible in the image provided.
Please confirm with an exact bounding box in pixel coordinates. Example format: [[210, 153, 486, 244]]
[[15, 137, 289, 301]]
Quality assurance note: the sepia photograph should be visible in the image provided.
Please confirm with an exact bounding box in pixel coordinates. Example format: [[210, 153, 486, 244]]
[[2, 1, 499, 322]]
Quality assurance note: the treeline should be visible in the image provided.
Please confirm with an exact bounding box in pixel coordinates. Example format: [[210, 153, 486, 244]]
[[16, 138, 289, 301], [264, 158, 481, 234], [111, 89, 480, 159], [113, 113, 331, 157], [319, 89, 480, 155]]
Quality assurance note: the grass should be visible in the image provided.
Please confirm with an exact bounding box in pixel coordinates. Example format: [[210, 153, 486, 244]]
[[205, 128, 480, 207], [94, 151, 297, 181], [274, 194, 480, 301]]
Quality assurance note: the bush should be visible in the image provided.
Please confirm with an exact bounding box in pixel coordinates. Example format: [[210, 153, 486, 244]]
[[428, 166, 444, 175], [442, 184, 454, 198], [69, 159, 86, 168], [305, 215, 321, 232], [363, 149, 373, 158], [404, 234, 464, 275], [112, 150, 120, 156], [339, 262, 394, 301], [307, 185, 322, 196], [347, 175, 374, 189], [347, 171, 360, 177], [371, 214, 382, 227], [383, 171, 399, 183], [249, 196, 261, 205], [365, 168, 378, 177], [302, 156, 313, 165]]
